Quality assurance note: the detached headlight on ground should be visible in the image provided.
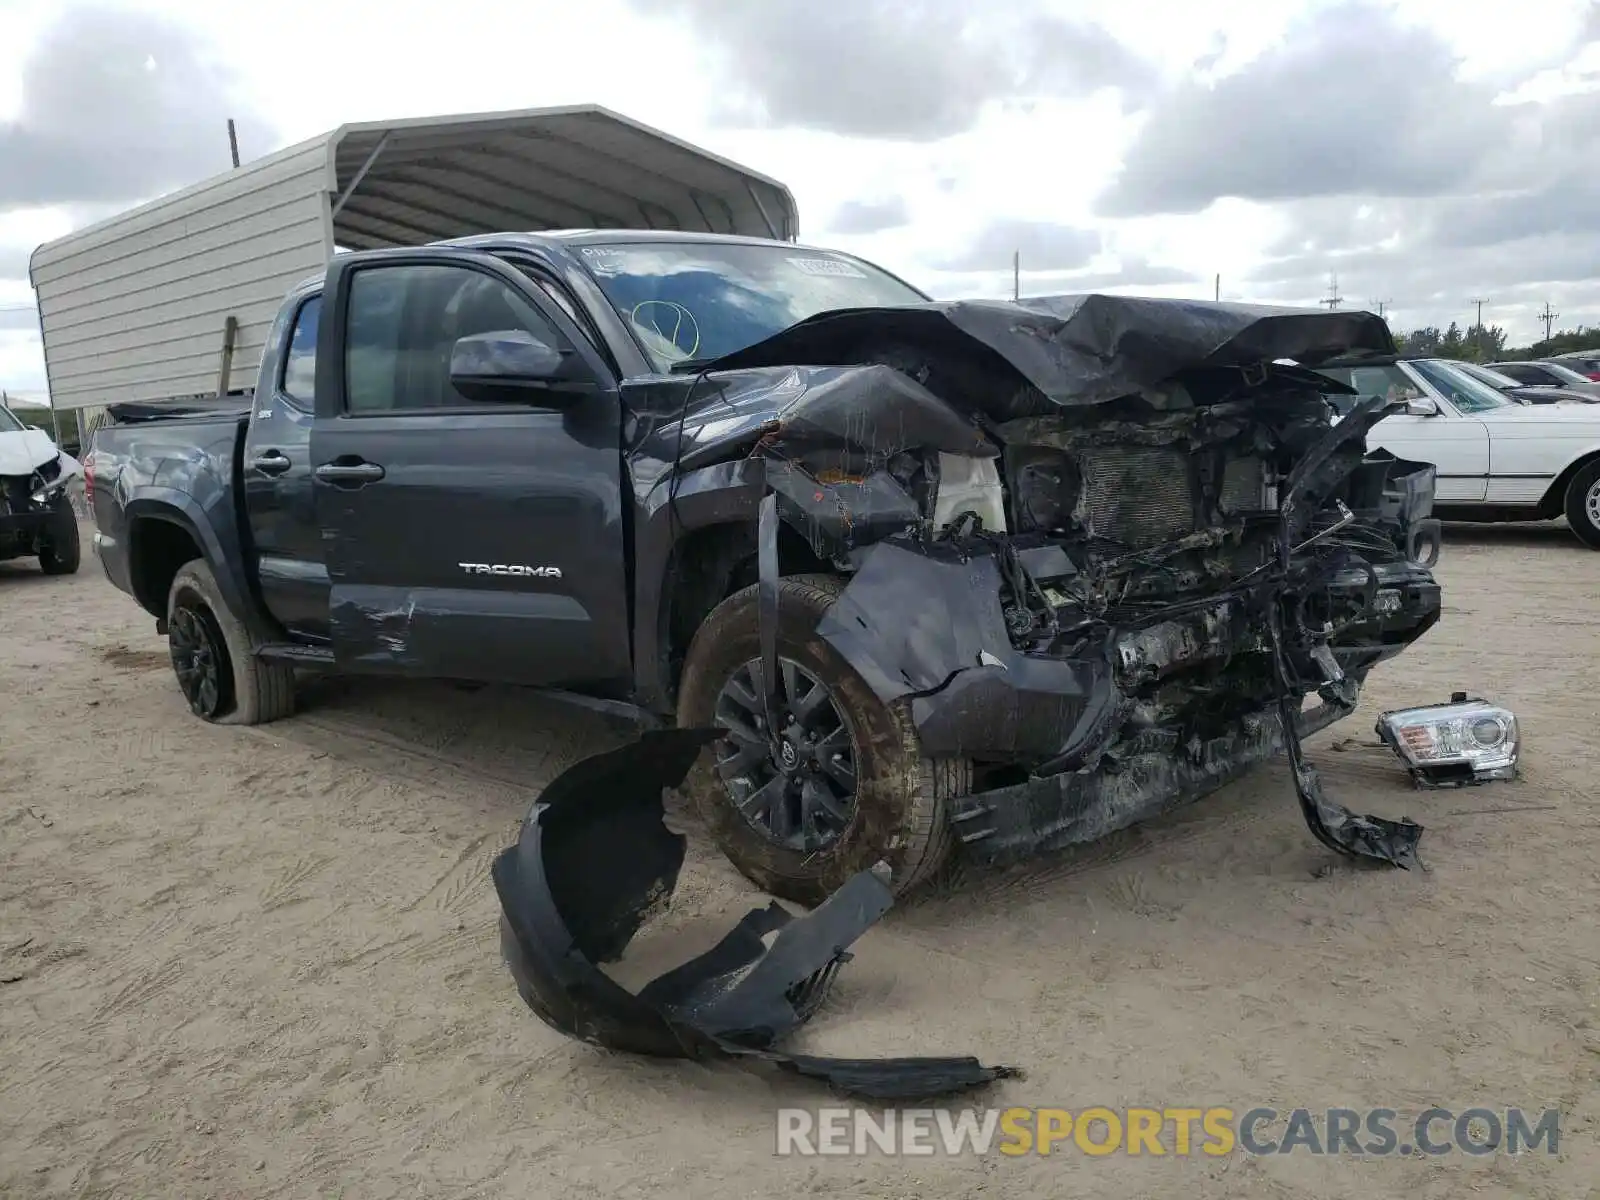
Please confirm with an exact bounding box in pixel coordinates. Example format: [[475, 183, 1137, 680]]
[[1376, 692, 1519, 787]]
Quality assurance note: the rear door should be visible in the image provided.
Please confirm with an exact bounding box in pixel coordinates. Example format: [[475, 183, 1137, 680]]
[[310, 248, 632, 695], [242, 289, 328, 639]]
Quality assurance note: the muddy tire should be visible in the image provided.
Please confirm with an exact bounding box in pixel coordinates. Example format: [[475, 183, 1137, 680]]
[[166, 560, 296, 725], [676, 573, 968, 906], [1564, 459, 1600, 549], [37, 496, 80, 575]]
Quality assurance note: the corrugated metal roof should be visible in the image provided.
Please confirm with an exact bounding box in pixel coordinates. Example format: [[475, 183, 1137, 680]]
[[28, 105, 799, 411], [326, 105, 799, 248]]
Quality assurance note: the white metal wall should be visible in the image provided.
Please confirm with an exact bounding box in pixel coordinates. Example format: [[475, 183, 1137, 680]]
[[29, 138, 334, 412]]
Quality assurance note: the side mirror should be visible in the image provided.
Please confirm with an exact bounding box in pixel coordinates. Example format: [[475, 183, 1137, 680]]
[[1405, 396, 1439, 417], [449, 329, 582, 404]]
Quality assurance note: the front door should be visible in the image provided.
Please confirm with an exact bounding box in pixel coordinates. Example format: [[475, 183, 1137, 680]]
[[310, 249, 632, 696], [1368, 409, 1490, 502]]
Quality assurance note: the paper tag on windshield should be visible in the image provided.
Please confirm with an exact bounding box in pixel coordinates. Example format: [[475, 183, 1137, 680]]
[[787, 256, 867, 279], [577, 246, 627, 276]]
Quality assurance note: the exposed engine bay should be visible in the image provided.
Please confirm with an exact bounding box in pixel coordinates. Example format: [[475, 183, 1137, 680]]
[[636, 295, 1444, 868]]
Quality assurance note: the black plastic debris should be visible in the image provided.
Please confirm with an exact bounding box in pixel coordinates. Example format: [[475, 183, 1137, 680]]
[[490, 728, 1019, 1100]]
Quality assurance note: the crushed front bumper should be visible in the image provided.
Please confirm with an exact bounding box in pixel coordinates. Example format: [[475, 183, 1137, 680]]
[[812, 535, 1439, 871]]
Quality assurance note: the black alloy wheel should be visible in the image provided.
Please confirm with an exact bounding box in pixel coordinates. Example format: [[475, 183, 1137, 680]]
[[168, 601, 233, 719], [712, 657, 859, 853]]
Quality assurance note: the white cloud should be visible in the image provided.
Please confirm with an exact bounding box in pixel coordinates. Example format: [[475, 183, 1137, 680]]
[[3, 0, 1600, 394]]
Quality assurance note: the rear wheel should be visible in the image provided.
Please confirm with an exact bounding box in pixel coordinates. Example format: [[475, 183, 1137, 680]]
[[1564, 459, 1600, 549], [676, 574, 968, 906], [37, 496, 80, 575], [166, 561, 296, 724]]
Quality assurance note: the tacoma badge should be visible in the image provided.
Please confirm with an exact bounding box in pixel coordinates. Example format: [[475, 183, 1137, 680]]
[[459, 562, 563, 579]]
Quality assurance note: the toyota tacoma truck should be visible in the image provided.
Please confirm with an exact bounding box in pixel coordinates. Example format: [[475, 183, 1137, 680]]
[[86, 229, 1443, 903]]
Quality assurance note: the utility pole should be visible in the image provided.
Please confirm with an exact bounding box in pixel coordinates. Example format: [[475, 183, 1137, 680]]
[[227, 118, 240, 168], [1469, 297, 1487, 330], [1369, 298, 1392, 320], [1320, 273, 1343, 310], [1012, 250, 1020, 302], [1538, 301, 1560, 342], [1214, 273, 1220, 302]]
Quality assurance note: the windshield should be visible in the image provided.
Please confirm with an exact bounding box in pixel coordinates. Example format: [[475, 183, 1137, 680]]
[[1453, 361, 1521, 390], [1407, 359, 1511, 413], [570, 241, 927, 370], [1540, 362, 1594, 386], [0, 406, 25, 433], [1314, 363, 1425, 416]]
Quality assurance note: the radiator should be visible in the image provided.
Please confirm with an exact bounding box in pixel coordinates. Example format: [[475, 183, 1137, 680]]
[[1077, 446, 1194, 547]]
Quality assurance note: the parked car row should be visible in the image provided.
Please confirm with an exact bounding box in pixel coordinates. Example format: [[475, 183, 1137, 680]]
[[1450, 360, 1600, 405], [1319, 356, 1600, 547], [1489, 358, 1600, 394]]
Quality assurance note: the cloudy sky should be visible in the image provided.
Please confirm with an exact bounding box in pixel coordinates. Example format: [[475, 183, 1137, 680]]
[[2, 0, 1599, 398]]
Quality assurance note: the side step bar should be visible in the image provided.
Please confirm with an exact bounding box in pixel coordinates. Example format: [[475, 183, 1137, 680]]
[[257, 642, 335, 668]]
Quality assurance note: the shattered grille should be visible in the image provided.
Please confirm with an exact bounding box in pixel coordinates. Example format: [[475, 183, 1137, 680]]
[[1219, 456, 1266, 515], [1077, 447, 1193, 547]]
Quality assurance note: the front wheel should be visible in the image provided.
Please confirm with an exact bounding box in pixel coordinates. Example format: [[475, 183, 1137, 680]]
[[37, 496, 80, 575], [676, 574, 968, 906], [1564, 459, 1600, 549]]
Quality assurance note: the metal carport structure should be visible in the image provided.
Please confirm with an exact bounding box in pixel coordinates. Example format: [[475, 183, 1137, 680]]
[[29, 105, 799, 415]]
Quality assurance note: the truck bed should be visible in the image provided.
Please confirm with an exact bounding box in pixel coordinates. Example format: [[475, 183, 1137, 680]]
[[89, 411, 250, 619]]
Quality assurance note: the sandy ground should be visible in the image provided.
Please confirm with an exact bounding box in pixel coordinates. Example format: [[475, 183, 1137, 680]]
[[2, 521, 1598, 1199]]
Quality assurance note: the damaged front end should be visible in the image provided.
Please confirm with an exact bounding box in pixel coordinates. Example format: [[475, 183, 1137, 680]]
[[0, 450, 78, 558], [685, 296, 1443, 869]]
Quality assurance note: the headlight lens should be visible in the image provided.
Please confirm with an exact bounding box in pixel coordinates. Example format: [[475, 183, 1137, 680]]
[[1376, 694, 1519, 786]]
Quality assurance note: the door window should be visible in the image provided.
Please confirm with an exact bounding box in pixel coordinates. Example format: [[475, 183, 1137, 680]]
[[343, 264, 570, 413], [280, 295, 320, 406]]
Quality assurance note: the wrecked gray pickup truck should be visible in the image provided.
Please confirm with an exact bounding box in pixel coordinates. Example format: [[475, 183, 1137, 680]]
[[87, 227, 1440, 905], [653, 294, 1443, 903]]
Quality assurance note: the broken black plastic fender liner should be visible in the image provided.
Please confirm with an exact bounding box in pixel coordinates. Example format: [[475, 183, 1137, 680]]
[[490, 727, 1018, 1099]]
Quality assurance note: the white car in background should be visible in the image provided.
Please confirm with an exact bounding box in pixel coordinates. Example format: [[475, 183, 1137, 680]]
[[1318, 356, 1600, 548], [0, 402, 82, 574]]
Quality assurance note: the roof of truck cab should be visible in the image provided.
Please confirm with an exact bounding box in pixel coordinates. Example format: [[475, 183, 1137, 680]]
[[443, 228, 858, 253]]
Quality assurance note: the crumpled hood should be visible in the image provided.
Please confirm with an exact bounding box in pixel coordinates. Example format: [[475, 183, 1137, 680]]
[[702, 294, 1395, 417], [0, 428, 59, 477]]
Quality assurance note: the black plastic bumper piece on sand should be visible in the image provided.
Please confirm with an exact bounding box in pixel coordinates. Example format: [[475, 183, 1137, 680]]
[[490, 727, 1018, 1101]]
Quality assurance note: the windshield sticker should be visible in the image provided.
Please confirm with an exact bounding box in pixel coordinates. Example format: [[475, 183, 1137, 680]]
[[787, 256, 868, 279], [577, 246, 627, 276]]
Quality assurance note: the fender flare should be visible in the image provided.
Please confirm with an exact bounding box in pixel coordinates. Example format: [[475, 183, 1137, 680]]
[[629, 459, 796, 712], [123, 488, 258, 629]]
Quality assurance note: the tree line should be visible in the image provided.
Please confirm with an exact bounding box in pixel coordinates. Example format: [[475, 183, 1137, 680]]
[[1391, 321, 1600, 363]]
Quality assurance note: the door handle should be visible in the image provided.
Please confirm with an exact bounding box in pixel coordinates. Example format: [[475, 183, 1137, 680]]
[[250, 450, 292, 476], [314, 460, 386, 485]]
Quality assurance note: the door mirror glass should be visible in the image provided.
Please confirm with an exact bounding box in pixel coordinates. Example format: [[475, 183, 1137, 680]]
[[449, 329, 576, 402], [1405, 396, 1439, 417]]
